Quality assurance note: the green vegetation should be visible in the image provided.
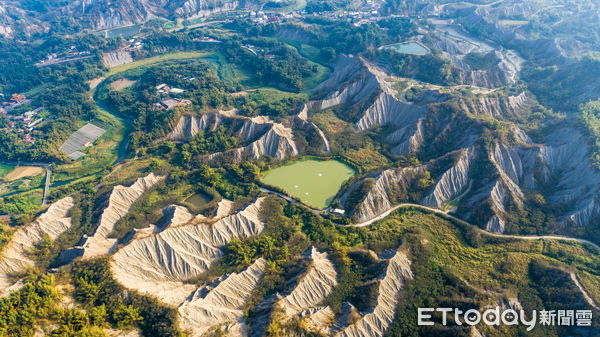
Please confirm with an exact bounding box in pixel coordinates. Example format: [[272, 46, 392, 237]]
[[0, 267, 167, 337], [236, 88, 308, 120], [71, 258, 179, 336], [379, 48, 453, 85], [180, 126, 239, 158], [0, 193, 41, 216], [106, 51, 214, 76], [262, 158, 355, 209], [0, 274, 61, 336], [0, 164, 14, 180], [0, 221, 14, 253], [463, 51, 501, 70], [376, 210, 599, 337], [580, 100, 600, 168], [52, 107, 125, 182], [523, 55, 600, 111], [222, 39, 324, 92], [311, 109, 391, 172]]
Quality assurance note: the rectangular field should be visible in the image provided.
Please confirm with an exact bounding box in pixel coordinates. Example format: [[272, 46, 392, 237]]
[[59, 123, 106, 158]]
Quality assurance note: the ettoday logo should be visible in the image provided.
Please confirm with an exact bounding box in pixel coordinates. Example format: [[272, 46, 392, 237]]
[[418, 307, 593, 331]]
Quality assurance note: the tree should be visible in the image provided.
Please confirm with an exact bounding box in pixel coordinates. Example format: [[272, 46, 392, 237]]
[[74, 278, 101, 305], [224, 239, 257, 266], [112, 304, 142, 329]]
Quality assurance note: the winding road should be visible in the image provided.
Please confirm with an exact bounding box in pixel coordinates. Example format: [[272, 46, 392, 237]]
[[258, 188, 600, 309], [348, 202, 600, 251], [259, 186, 600, 251], [350, 202, 599, 310]]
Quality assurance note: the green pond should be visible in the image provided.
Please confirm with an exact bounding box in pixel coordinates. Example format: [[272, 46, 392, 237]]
[[384, 41, 429, 55], [183, 192, 212, 212], [262, 158, 355, 209]]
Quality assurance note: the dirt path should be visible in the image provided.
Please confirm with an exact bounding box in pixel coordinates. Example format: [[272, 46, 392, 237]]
[[570, 273, 599, 311], [4, 166, 44, 181]]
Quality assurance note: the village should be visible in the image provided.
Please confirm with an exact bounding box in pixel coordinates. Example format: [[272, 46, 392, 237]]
[[244, 0, 386, 26], [35, 46, 94, 67], [153, 83, 192, 110], [0, 93, 48, 144]]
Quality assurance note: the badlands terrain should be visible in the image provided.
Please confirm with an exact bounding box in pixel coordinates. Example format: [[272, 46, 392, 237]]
[[0, 0, 598, 336]]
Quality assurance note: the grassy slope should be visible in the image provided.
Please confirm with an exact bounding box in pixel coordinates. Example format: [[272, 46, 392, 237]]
[[107, 51, 216, 76], [52, 106, 126, 182], [363, 208, 599, 305], [347, 208, 599, 336], [51, 51, 218, 183], [0, 164, 14, 180], [311, 109, 391, 171], [282, 42, 331, 90]]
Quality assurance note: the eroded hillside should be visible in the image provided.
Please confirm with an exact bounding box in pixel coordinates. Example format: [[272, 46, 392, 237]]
[[0, 1, 599, 336]]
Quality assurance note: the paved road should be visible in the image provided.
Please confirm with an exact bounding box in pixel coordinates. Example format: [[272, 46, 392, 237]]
[[349, 203, 600, 251], [259, 187, 322, 215], [347, 202, 599, 309], [42, 166, 52, 205]]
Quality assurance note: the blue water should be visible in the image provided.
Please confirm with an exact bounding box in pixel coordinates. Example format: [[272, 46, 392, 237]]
[[104, 25, 141, 39], [384, 42, 429, 56]]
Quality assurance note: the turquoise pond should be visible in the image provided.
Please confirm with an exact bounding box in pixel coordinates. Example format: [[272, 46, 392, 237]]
[[383, 42, 429, 56], [104, 25, 141, 38]]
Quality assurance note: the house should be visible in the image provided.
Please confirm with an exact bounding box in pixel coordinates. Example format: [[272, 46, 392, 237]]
[[156, 98, 192, 110], [11, 94, 25, 103], [23, 107, 43, 123], [27, 118, 43, 130], [23, 134, 35, 144], [330, 208, 346, 215], [161, 98, 180, 110], [170, 88, 185, 94], [156, 84, 169, 94]]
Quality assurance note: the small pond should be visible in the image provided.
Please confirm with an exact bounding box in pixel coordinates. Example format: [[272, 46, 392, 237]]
[[104, 25, 142, 39], [183, 192, 212, 212], [262, 158, 355, 209], [383, 41, 429, 56]]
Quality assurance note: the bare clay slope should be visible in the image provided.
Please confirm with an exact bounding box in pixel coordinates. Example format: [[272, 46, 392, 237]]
[[167, 113, 298, 162], [313, 55, 599, 235], [111, 197, 266, 306], [0, 197, 75, 296], [78, 173, 164, 259], [336, 249, 413, 337], [59, 0, 240, 30], [178, 258, 267, 337], [277, 247, 338, 320]]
